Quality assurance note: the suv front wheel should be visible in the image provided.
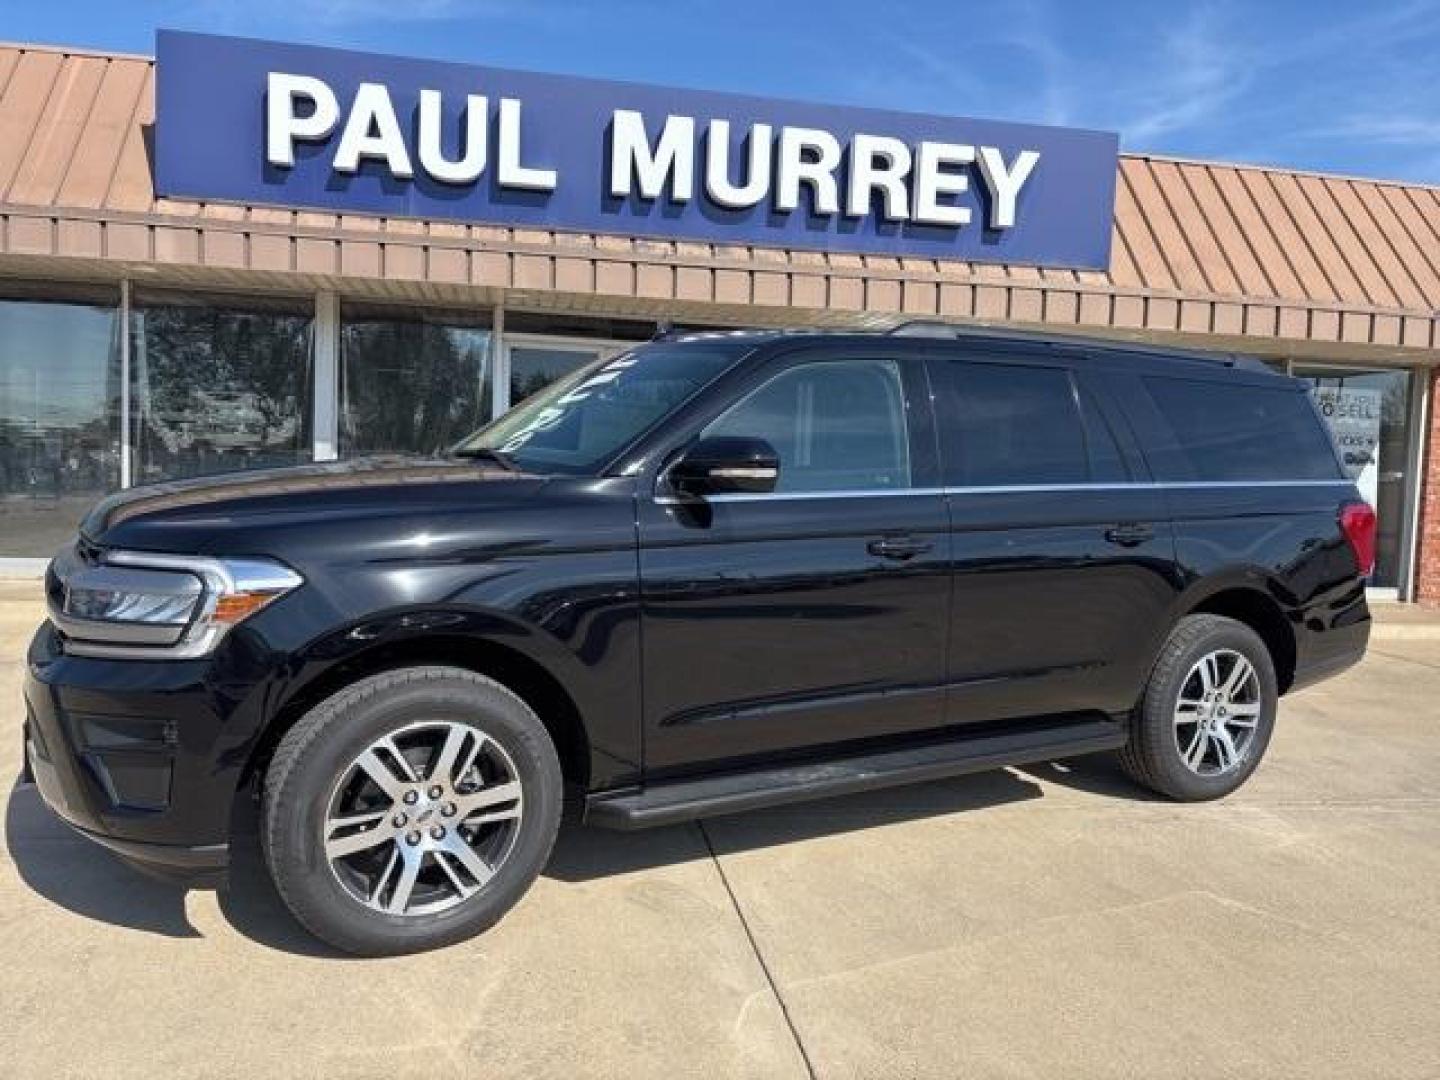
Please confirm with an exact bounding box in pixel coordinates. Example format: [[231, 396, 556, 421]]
[[1120, 614, 1278, 801], [262, 666, 563, 956]]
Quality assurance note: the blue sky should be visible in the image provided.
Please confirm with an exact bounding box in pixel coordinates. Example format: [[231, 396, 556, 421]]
[[10, 0, 1440, 183]]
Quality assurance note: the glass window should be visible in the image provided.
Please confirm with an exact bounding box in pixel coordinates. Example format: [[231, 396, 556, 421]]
[[703, 358, 911, 492], [460, 341, 749, 475], [129, 291, 313, 484], [1297, 366, 1413, 589], [1078, 383, 1130, 482], [0, 285, 121, 556], [341, 304, 492, 457], [945, 363, 1088, 486], [509, 344, 604, 407], [503, 311, 656, 341], [1141, 375, 1341, 482]]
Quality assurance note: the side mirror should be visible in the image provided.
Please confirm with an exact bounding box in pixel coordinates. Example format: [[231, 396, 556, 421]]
[[669, 436, 780, 496]]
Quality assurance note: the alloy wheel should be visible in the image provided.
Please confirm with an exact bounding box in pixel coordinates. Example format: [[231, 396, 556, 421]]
[[322, 721, 524, 916], [1173, 648, 1263, 777]]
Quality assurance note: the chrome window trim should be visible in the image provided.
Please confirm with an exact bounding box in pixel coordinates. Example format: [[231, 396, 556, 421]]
[[654, 479, 1358, 505]]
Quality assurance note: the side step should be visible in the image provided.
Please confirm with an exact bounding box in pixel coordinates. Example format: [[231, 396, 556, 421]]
[[586, 716, 1127, 830]]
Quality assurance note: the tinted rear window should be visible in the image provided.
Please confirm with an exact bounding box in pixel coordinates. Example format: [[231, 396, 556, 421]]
[[1141, 376, 1341, 481]]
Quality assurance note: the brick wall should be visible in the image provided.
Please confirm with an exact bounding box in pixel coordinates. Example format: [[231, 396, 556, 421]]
[[1418, 368, 1440, 604]]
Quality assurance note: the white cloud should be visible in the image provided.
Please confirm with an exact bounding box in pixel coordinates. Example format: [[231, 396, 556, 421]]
[[1116, 5, 1245, 144]]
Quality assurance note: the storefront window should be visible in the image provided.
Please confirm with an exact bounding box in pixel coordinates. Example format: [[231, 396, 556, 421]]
[[501, 311, 652, 409], [0, 284, 121, 557], [1298, 366, 1412, 589], [341, 304, 492, 456], [129, 291, 313, 484], [508, 344, 607, 406]]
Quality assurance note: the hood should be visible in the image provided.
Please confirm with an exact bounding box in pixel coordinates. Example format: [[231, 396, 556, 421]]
[[81, 456, 546, 552]]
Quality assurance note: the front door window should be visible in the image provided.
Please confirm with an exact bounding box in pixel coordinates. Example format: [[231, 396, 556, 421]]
[[703, 358, 912, 492]]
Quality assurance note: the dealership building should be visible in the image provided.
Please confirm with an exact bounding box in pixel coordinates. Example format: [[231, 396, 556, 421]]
[[0, 32, 1437, 601]]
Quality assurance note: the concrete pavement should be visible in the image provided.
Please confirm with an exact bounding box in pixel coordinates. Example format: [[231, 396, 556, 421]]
[[2, 580, 1438, 1079]]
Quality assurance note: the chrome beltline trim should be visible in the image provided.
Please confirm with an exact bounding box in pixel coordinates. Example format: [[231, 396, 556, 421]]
[[680, 479, 1357, 503]]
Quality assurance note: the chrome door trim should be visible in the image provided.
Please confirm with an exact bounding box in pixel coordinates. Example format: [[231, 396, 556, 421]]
[[662, 479, 1358, 505]]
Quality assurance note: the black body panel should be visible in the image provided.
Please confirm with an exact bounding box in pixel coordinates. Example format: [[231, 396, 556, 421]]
[[20, 328, 1372, 871]]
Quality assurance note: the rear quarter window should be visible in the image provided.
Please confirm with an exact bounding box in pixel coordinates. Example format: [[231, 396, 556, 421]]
[[1141, 375, 1342, 481]]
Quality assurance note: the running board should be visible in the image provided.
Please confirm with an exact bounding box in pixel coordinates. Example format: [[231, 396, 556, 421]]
[[586, 717, 1127, 830]]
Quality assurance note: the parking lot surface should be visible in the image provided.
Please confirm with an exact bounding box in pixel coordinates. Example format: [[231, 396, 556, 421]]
[[2, 580, 1437, 1079]]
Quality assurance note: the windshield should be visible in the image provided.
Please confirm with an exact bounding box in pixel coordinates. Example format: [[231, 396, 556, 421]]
[[453, 340, 752, 474]]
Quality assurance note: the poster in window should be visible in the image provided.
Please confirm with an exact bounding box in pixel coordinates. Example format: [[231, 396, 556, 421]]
[[1310, 386, 1381, 507]]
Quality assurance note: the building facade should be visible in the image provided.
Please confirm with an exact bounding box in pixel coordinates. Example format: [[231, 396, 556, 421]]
[[0, 38, 1436, 600]]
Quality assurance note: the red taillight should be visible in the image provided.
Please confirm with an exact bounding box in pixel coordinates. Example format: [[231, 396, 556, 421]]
[[1339, 501, 1377, 578]]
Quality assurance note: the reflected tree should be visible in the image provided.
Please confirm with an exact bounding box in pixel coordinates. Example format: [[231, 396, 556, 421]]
[[341, 320, 490, 457], [131, 303, 312, 481]]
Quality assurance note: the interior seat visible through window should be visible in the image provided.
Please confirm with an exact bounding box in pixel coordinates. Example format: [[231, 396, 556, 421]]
[[702, 358, 911, 492]]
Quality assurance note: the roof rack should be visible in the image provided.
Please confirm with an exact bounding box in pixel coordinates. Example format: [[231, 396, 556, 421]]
[[882, 318, 1279, 372], [884, 319, 969, 338]]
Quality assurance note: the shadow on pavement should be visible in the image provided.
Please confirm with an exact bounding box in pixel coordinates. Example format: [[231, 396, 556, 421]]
[[9, 761, 1073, 955], [1013, 753, 1166, 801], [214, 794, 353, 959], [5, 777, 201, 939], [543, 766, 1046, 882]]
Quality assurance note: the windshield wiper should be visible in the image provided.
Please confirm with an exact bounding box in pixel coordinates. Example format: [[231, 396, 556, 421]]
[[451, 446, 520, 471]]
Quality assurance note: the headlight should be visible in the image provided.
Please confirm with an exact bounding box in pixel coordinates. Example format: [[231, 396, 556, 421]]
[[49, 547, 303, 659]]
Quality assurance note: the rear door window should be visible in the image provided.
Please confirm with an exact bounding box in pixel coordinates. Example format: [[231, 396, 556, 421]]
[[1140, 376, 1342, 481], [939, 360, 1123, 486]]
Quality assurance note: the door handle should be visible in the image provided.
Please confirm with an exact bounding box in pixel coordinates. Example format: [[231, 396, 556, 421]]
[[867, 535, 934, 560], [1104, 523, 1155, 547]]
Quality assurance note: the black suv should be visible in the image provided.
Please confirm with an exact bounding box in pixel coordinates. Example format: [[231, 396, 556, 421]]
[[23, 325, 1373, 955]]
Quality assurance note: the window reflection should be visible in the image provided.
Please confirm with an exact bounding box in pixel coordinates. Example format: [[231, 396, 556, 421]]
[[0, 286, 121, 556], [129, 291, 313, 483], [341, 304, 492, 456], [1298, 366, 1413, 589], [509, 345, 604, 407]]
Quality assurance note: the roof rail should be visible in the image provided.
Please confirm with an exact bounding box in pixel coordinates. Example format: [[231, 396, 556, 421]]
[[884, 318, 1281, 372], [884, 319, 968, 338]]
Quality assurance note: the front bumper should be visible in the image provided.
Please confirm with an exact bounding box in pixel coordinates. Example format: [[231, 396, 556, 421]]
[[21, 621, 271, 888], [24, 731, 229, 886]]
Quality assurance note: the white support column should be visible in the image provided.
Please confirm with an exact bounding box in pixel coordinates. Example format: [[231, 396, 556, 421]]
[[492, 302, 507, 419], [1400, 367, 1431, 602], [119, 278, 132, 488], [314, 290, 340, 461]]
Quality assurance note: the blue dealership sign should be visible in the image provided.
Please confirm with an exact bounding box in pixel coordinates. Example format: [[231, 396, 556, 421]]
[[155, 31, 1118, 269]]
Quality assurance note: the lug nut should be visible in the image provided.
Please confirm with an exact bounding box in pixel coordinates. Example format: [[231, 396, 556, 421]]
[[430, 825, 446, 840], [403, 790, 419, 805], [392, 813, 408, 828], [428, 785, 443, 799], [441, 802, 457, 817], [406, 830, 422, 846]]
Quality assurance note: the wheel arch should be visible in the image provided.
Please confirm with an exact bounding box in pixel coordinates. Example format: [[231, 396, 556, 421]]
[[240, 631, 593, 797], [1177, 580, 1297, 693]]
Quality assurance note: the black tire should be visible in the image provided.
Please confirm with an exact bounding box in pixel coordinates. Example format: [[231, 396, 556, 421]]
[[1120, 614, 1278, 801], [262, 666, 563, 956]]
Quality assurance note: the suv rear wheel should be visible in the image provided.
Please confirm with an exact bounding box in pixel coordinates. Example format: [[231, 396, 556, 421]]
[[1120, 614, 1278, 801], [262, 666, 563, 956]]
